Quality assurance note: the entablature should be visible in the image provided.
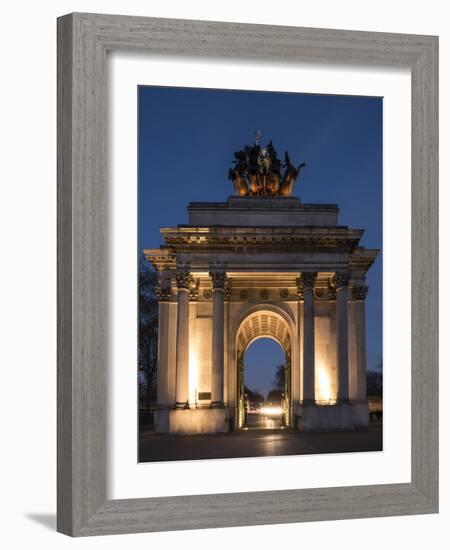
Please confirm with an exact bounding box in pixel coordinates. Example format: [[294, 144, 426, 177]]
[[158, 225, 364, 255]]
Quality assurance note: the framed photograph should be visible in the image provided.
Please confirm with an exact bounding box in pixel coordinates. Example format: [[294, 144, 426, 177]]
[[137, 86, 383, 461], [57, 13, 438, 536]]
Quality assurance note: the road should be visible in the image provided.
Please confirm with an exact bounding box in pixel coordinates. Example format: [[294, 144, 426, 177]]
[[139, 421, 382, 463]]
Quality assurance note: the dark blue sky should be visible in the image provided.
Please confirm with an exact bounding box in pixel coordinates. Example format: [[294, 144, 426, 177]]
[[244, 339, 285, 399], [139, 86, 382, 398]]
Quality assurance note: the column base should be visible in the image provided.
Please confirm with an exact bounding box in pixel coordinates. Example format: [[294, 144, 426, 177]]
[[296, 403, 354, 432], [155, 407, 231, 434], [352, 400, 370, 427], [175, 401, 189, 410], [210, 401, 225, 409]]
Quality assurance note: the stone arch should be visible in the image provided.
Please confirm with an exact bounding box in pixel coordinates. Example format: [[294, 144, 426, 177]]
[[237, 311, 291, 354], [233, 305, 295, 429], [233, 303, 296, 355]]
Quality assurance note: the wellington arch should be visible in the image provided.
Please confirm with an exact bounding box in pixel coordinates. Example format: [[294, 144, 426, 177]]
[[144, 141, 378, 434]]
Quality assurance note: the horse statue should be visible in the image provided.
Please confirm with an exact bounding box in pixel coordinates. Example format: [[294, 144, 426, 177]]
[[279, 152, 306, 197], [228, 137, 305, 198], [266, 172, 281, 195], [228, 150, 249, 196], [228, 168, 249, 196]]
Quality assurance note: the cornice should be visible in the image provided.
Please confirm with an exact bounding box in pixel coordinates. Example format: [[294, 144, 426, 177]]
[[349, 247, 379, 273], [157, 227, 363, 255]]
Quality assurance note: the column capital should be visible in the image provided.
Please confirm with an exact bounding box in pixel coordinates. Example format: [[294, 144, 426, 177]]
[[352, 284, 369, 301], [176, 271, 192, 290], [157, 286, 172, 302], [157, 270, 172, 302], [209, 270, 227, 291], [175, 269, 192, 290], [334, 271, 349, 289], [301, 271, 318, 289]]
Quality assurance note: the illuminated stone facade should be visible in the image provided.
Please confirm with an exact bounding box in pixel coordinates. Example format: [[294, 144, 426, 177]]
[[144, 196, 378, 433]]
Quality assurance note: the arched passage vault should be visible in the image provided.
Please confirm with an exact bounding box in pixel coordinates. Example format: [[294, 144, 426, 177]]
[[233, 306, 294, 429], [236, 309, 292, 353]]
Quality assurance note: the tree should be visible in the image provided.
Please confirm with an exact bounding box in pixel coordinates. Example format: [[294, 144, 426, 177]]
[[138, 254, 159, 410], [273, 364, 285, 391], [244, 386, 265, 408], [366, 370, 383, 397], [266, 389, 283, 405]]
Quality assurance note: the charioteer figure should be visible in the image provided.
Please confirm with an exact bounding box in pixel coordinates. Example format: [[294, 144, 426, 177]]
[[228, 131, 306, 197]]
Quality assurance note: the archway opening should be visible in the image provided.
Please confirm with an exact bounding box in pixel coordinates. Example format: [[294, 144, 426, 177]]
[[235, 308, 293, 430], [242, 338, 287, 430]]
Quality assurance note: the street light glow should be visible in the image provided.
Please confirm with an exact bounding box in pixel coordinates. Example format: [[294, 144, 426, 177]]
[[260, 406, 283, 416]]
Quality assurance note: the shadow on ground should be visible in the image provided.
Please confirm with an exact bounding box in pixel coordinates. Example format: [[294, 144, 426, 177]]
[[25, 513, 56, 531]]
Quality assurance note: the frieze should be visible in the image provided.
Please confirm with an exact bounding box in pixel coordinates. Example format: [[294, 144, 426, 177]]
[[161, 228, 363, 256], [314, 287, 325, 299], [280, 288, 289, 299], [203, 288, 212, 300], [163, 234, 360, 253], [239, 289, 249, 300], [168, 245, 356, 255]]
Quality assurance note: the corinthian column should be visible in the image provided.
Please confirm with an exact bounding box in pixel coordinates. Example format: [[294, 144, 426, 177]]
[[175, 268, 191, 408], [353, 284, 368, 401], [210, 270, 226, 407], [156, 280, 171, 406], [336, 272, 350, 403], [302, 272, 317, 405]]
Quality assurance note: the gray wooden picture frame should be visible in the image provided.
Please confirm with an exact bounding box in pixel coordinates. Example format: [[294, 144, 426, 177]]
[[57, 12, 438, 537]]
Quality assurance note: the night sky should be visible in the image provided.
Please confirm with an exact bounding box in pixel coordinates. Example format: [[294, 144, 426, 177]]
[[139, 86, 382, 399]]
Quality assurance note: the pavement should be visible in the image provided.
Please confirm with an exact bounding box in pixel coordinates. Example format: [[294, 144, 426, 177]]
[[138, 420, 383, 463], [244, 413, 284, 430]]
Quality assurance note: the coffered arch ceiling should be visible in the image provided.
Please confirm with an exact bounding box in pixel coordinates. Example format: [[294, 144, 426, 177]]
[[236, 310, 291, 353]]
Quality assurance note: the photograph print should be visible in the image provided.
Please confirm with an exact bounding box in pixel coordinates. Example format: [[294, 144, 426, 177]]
[[138, 86, 382, 462]]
